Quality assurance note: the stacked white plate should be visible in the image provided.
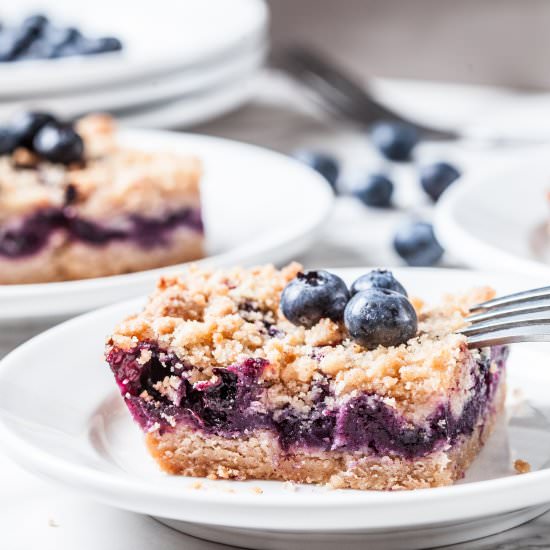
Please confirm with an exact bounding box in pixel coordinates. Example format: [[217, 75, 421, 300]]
[[0, 0, 268, 128]]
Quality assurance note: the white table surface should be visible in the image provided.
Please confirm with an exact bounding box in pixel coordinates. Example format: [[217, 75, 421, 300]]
[[2, 71, 549, 549]]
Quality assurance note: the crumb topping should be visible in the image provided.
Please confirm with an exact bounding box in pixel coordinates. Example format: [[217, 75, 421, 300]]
[[0, 114, 201, 222], [514, 459, 531, 474], [108, 264, 496, 411]]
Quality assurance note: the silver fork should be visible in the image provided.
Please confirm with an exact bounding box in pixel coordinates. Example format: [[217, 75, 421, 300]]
[[271, 46, 455, 140], [460, 287, 550, 348], [272, 46, 547, 147]]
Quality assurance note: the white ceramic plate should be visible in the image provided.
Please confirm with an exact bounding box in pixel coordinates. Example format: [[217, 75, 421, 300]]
[[0, 41, 266, 119], [0, 0, 267, 96], [0, 129, 333, 321], [0, 268, 549, 550], [435, 148, 550, 276], [371, 78, 550, 141], [117, 73, 260, 130]]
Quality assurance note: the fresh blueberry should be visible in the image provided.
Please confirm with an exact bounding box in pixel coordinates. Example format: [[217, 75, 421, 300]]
[[22, 14, 49, 34], [0, 26, 40, 61], [352, 173, 393, 208], [44, 26, 80, 52], [420, 161, 460, 202], [6, 15, 49, 61], [350, 269, 407, 297], [64, 183, 78, 205], [393, 221, 444, 266], [281, 270, 350, 328], [0, 15, 47, 62], [54, 41, 82, 58], [292, 150, 339, 190], [78, 36, 123, 55], [18, 37, 56, 60], [0, 29, 19, 61], [10, 111, 57, 149], [32, 122, 84, 164], [344, 288, 418, 349], [21, 27, 81, 60], [96, 36, 123, 52], [0, 126, 18, 155], [370, 121, 418, 162]]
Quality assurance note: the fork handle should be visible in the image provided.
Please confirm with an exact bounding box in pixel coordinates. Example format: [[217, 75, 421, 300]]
[[272, 47, 459, 140]]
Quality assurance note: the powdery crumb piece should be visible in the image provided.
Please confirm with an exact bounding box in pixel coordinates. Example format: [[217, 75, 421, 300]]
[[48, 518, 59, 528], [251, 486, 264, 494], [159, 412, 176, 427], [147, 422, 161, 433], [514, 459, 531, 474], [305, 318, 344, 346], [137, 348, 153, 365], [189, 481, 203, 490], [215, 465, 239, 479], [283, 481, 297, 492]]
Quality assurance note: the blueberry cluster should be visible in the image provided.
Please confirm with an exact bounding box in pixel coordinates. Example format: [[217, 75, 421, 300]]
[[291, 119, 458, 267], [0, 111, 84, 165], [0, 13, 122, 63], [281, 269, 417, 349]]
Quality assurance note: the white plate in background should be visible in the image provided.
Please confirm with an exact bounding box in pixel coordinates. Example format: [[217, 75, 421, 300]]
[[370, 78, 550, 142], [0, 129, 334, 320], [0, 268, 549, 550], [0, 42, 266, 119], [117, 73, 260, 129], [435, 148, 550, 276], [0, 0, 268, 96]]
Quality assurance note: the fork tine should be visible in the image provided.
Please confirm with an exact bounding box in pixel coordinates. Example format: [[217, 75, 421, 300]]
[[471, 286, 550, 311], [467, 301, 550, 322], [461, 317, 550, 337], [466, 327, 550, 348], [464, 285, 550, 347]]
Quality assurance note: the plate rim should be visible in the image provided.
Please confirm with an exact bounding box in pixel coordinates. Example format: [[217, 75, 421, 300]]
[[1, 267, 550, 531], [116, 71, 259, 130], [434, 148, 550, 277], [0, 39, 267, 119], [0, 0, 269, 97]]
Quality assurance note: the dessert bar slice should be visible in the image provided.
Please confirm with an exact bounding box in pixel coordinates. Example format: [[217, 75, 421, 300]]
[[106, 264, 507, 490], [0, 113, 203, 284]]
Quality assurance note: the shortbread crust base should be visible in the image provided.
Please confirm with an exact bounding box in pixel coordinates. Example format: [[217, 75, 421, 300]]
[[0, 226, 203, 284], [145, 380, 505, 491]]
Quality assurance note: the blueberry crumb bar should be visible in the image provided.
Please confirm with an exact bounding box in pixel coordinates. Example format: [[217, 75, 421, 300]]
[[0, 112, 203, 284], [106, 264, 507, 490]]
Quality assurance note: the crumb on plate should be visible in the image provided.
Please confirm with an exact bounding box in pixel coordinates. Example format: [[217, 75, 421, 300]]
[[514, 459, 531, 474]]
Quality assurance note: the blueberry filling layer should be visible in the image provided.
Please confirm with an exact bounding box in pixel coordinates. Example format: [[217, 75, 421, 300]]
[[0, 207, 203, 258], [107, 344, 508, 459]]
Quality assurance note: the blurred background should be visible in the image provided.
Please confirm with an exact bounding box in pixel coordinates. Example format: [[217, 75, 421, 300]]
[[1, 0, 549, 291], [269, 0, 550, 89]]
